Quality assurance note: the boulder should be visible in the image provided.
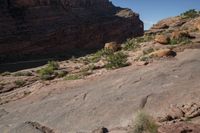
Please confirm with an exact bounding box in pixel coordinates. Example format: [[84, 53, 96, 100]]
[[149, 49, 176, 57], [104, 42, 120, 52], [155, 35, 170, 44]]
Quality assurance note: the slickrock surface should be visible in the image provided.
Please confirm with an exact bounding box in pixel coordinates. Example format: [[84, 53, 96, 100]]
[[0, 48, 200, 132]]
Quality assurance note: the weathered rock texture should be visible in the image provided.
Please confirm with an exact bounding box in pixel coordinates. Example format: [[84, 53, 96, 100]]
[[0, 0, 143, 62]]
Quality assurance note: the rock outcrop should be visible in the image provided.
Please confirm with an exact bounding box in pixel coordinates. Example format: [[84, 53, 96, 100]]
[[0, 0, 143, 63]]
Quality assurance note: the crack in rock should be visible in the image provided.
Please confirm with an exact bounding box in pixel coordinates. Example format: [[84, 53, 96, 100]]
[[25, 121, 55, 133], [139, 94, 152, 109]]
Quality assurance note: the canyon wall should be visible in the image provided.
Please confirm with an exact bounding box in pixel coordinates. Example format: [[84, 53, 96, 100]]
[[0, 0, 143, 62]]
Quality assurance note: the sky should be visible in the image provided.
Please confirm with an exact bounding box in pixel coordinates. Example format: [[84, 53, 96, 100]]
[[111, 0, 200, 30]]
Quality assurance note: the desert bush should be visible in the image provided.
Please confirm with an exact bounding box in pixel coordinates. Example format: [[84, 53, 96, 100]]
[[37, 61, 59, 80], [14, 71, 33, 76], [123, 35, 154, 51], [47, 61, 59, 70], [0, 71, 11, 76], [170, 37, 192, 45], [123, 38, 140, 51], [14, 80, 26, 87], [57, 70, 68, 78], [106, 52, 128, 69], [87, 49, 114, 63], [143, 48, 155, 55], [139, 55, 151, 62], [181, 9, 199, 19], [133, 111, 158, 133], [64, 74, 81, 80]]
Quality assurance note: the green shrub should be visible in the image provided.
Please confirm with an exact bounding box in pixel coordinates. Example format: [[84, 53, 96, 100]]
[[139, 55, 151, 62], [123, 38, 140, 51], [170, 37, 192, 45], [14, 80, 26, 87], [143, 48, 155, 55], [87, 49, 114, 63], [14, 71, 33, 76], [0, 71, 11, 76], [181, 9, 199, 19], [47, 61, 59, 70], [123, 35, 154, 51], [37, 61, 59, 80], [64, 74, 81, 80], [57, 71, 68, 78], [133, 111, 158, 133], [106, 52, 128, 69]]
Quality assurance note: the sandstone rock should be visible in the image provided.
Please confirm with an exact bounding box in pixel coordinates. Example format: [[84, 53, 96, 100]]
[[152, 24, 169, 29], [168, 105, 184, 119], [149, 49, 176, 57], [94, 60, 106, 69], [104, 42, 120, 52], [158, 103, 200, 124], [180, 103, 200, 119], [151, 16, 186, 30], [182, 16, 200, 31], [171, 30, 192, 39], [155, 35, 170, 44], [158, 122, 200, 133], [0, 0, 144, 63]]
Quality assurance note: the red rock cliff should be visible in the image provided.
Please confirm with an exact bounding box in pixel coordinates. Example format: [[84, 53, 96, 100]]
[[0, 0, 143, 62]]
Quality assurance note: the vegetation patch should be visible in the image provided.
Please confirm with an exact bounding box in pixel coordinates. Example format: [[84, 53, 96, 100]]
[[106, 52, 129, 69], [139, 55, 152, 62], [180, 9, 200, 19], [123, 38, 140, 51], [64, 74, 81, 80], [133, 111, 158, 133], [14, 80, 26, 87], [37, 61, 59, 80], [57, 70, 68, 78], [14, 71, 33, 77], [169, 37, 192, 45], [143, 48, 155, 55], [123, 35, 154, 51], [86, 49, 114, 63], [0, 71, 11, 76]]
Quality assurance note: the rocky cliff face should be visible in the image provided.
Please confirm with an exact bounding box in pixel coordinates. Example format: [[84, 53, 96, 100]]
[[0, 0, 143, 63]]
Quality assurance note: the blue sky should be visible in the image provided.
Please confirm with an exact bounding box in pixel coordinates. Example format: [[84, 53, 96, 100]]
[[111, 0, 200, 30]]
